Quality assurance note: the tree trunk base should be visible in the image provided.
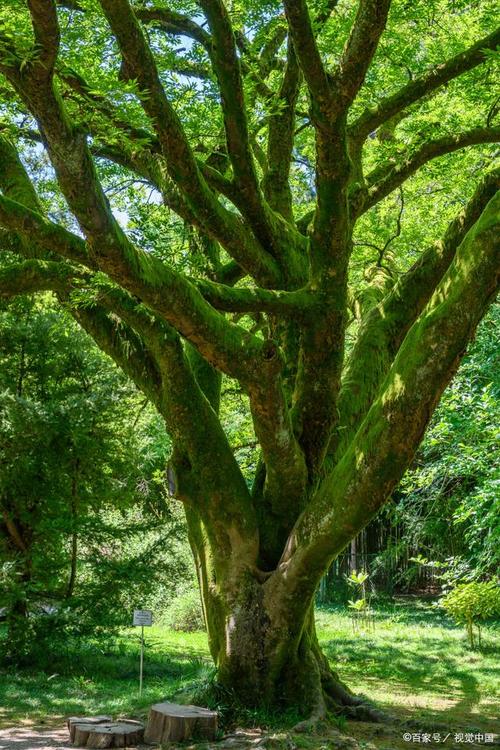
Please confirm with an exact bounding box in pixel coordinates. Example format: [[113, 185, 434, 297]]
[[212, 648, 386, 730]]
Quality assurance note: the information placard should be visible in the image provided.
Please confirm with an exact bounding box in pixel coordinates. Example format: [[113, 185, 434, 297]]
[[133, 609, 153, 627]]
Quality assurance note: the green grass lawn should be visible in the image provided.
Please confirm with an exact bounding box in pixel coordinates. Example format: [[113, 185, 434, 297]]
[[0, 599, 498, 734], [316, 599, 499, 730], [0, 628, 211, 728]]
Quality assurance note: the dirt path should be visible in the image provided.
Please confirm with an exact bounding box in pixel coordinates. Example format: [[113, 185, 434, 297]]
[[0, 728, 73, 750], [0, 730, 154, 750], [0, 724, 497, 750], [0, 725, 367, 750]]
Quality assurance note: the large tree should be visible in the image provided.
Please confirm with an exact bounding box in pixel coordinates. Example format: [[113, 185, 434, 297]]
[[0, 0, 498, 722]]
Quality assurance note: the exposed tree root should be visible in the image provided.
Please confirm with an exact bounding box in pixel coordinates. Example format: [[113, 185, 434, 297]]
[[321, 668, 387, 723], [293, 645, 388, 731]]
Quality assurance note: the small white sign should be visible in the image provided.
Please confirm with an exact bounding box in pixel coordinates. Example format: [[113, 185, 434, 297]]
[[133, 609, 153, 627]]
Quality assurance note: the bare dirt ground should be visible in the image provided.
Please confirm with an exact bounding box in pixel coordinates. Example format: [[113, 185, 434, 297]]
[[0, 728, 73, 750], [0, 726, 370, 750], [0, 720, 497, 750]]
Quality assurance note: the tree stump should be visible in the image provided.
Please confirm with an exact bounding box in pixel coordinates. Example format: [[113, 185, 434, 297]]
[[68, 717, 144, 748], [144, 702, 218, 743], [68, 718, 112, 742]]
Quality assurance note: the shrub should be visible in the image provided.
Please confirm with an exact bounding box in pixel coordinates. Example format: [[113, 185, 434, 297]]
[[441, 580, 500, 647], [165, 590, 205, 632]]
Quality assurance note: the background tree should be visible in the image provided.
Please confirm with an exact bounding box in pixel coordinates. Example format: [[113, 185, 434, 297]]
[[0, 0, 498, 722], [0, 295, 189, 663]]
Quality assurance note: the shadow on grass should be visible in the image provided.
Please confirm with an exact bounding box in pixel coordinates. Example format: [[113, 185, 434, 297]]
[[320, 632, 500, 728], [0, 646, 212, 727], [322, 636, 482, 695]]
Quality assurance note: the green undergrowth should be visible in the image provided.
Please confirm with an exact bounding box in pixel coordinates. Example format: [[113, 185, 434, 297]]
[[0, 599, 498, 734]]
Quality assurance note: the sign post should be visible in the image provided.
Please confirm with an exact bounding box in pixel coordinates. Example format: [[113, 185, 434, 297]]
[[133, 609, 153, 695]]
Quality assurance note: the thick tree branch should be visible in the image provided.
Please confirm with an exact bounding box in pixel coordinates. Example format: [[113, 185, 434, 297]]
[[160, 341, 260, 577], [1, 27, 283, 380], [362, 126, 500, 211], [98, 0, 280, 284], [350, 28, 500, 142], [0, 133, 258, 560], [248, 378, 308, 529], [0, 258, 86, 298], [194, 278, 314, 316], [0, 134, 171, 405], [0, 193, 276, 382], [14, 103, 232, 228], [283, 0, 332, 116], [27, 0, 60, 79], [0, 195, 91, 266], [195, 2, 308, 274], [263, 41, 301, 220], [333, 167, 500, 459], [332, 0, 391, 112], [0, 132, 44, 214], [198, 1, 265, 223], [275, 188, 500, 610]]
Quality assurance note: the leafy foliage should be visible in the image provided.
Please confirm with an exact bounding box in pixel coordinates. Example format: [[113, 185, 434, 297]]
[[0, 297, 192, 663], [164, 589, 206, 632], [441, 581, 500, 647]]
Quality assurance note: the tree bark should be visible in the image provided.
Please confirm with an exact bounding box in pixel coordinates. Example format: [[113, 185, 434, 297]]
[[188, 523, 381, 722]]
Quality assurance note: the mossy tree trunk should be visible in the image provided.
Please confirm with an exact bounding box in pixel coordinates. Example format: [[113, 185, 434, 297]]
[[0, 0, 499, 721], [189, 541, 376, 719]]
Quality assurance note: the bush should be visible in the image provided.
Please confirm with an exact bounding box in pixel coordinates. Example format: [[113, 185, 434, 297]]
[[165, 589, 205, 632], [441, 580, 500, 647]]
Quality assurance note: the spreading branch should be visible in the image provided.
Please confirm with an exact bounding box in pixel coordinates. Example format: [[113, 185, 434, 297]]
[[263, 41, 301, 220], [277, 187, 500, 605], [27, 0, 60, 79], [198, 1, 265, 225], [362, 126, 500, 212], [351, 28, 500, 142], [333, 167, 500, 459], [0, 192, 274, 382], [0, 258, 86, 298], [98, 0, 280, 284], [0, 0, 497, 607], [332, 0, 391, 111], [194, 279, 314, 316], [0, 133, 257, 565], [283, 0, 332, 116]]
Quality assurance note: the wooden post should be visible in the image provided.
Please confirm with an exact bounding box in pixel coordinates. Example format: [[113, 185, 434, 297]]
[[132, 609, 152, 695], [139, 625, 144, 696]]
